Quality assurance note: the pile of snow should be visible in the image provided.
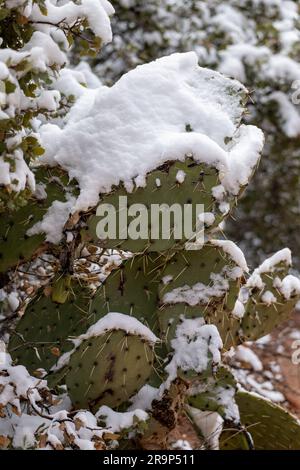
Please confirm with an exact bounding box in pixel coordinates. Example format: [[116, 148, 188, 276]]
[[162, 275, 230, 307], [233, 248, 300, 312], [234, 345, 263, 371], [40, 52, 264, 216], [0, 361, 47, 413], [211, 240, 248, 273], [0, 0, 114, 193], [96, 406, 148, 433], [97, 0, 300, 138], [186, 407, 224, 450], [164, 318, 223, 388]]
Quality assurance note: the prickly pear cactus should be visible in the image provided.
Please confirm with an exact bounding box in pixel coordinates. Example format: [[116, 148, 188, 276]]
[[8, 276, 94, 374], [3, 47, 300, 451], [187, 367, 238, 421], [240, 249, 300, 342], [157, 242, 246, 350], [220, 391, 300, 450], [87, 158, 239, 252], [63, 316, 156, 411], [0, 168, 78, 273]]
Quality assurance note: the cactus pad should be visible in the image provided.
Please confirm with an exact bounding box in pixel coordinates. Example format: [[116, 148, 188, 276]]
[[241, 251, 300, 342], [65, 329, 155, 411], [87, 157, 238, 252], [8, 277, 95, 374], [187, 367, 238, 421], [220, 391, 300, 450], [90, 252, 167, 332], [0, 167, 77, 273], [157, 243, 246, 349]]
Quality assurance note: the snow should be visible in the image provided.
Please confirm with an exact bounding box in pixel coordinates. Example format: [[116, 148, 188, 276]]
[[0, 149, 36, 192], [242, 248, 300, 301], [40, 52, 264, 214], [0, 414, 49, 449], [162, 241, 246, 309], [30, 0, 114, 46], [189, 379, 240, 424], [232, 248, 300, 318], [235, 345, 263, 371], [198, 212, 215, 227], [244, 377, 285, 403], [254, 248, 292, 275], [27, 196, 76, 244], [186, 406, 223, 450], [0, 0, 114, 197], [74, 62, 102, 89], [213, 386, 240, 422], [289, 331, 300, 340], [171, 439, 192, 450], [175, 170, 186, 184], [129, 385, 159, 412], [267, 91, 300, 138], [0, 401, 116, 450], [164, 319, 222, 388], [34, 183, 47, 201], [255, 334, 271, 345], [0, 361, 47, 419], [81, 312, 158, 343], [162, 276, 230, 307], [261, 290, 277, 305], [7, 292, 19, 312], [96, 406, 148, 433], [211, 240, 249, 273], [278, 275, 300, 300], [246, 249, 291, 290], [232, 300, 245, 319]]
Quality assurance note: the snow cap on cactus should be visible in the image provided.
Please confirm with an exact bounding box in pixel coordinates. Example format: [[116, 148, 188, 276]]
[[40, 52, 264, 215]]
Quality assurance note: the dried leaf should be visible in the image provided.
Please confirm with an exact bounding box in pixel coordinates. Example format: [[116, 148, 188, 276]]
[[74, 418, 84, 431], [0, 435, 10, 449], [103, 432, 120, 441], [11, 404, 21, 416], [38, 434, 48, 449], [50, 347, 61, 357]]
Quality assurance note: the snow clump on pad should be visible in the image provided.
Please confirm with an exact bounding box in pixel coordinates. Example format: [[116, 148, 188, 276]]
[[163, 318, 223, 389], [40, 52, 264, 213], [52, 312, 158, 371]]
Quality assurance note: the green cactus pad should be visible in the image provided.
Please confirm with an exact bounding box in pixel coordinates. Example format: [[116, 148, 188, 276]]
[[9, 253, 166, 374], [8, 277, 95, 374], [220, 391, 300, 450], [0, 167, 77, 273], [157, 243, 245, 349], [87, 157, 237, 252], [187, 367, 238, 421], [90, 252, 168, 332], [241, 255, 300, 342], [65, 329, 155, 411], [187, 366, 237, 419]]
